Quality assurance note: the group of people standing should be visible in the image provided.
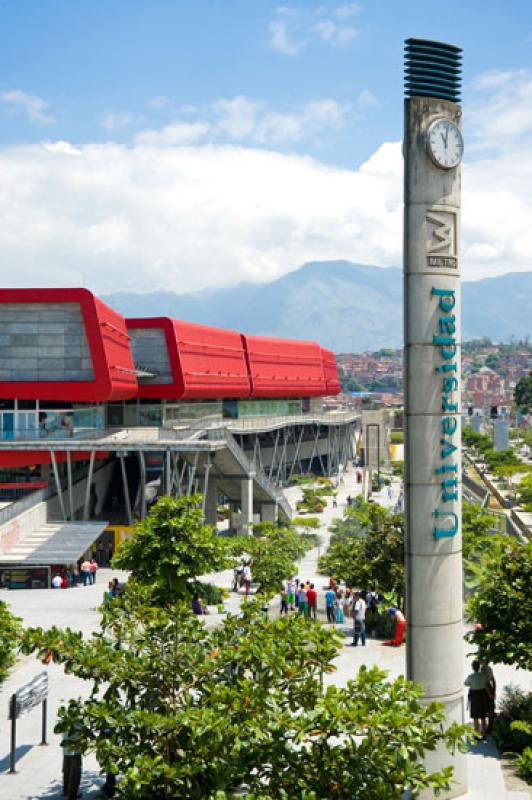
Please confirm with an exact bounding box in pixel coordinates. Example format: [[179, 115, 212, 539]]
[[51, 557, 98, 589], [281, 578, 318, 618]]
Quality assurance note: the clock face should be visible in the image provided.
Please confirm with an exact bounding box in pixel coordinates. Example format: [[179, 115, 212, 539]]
[[426, 118, 463, 169]]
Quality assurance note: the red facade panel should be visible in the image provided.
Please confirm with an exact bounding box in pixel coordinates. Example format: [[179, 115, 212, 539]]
[[0, 289, 137, 401], [126, 318, 251, 399], [243, 335, 327, 398], [321, 348, 341, 395]]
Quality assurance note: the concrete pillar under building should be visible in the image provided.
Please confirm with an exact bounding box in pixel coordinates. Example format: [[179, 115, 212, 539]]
[[240, 477, 253, 535], [260, 503, 277, 523], [204, 478, 218, 526]]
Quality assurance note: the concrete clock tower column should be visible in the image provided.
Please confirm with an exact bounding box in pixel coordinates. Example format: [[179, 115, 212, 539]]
[[403, 39, 467, 798]]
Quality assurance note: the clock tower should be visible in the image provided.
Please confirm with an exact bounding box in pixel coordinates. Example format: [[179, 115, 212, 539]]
[[403, 39, 467, 798]]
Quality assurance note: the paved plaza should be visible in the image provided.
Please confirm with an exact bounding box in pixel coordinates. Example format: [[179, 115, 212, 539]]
[[0, 473, 530, 798]]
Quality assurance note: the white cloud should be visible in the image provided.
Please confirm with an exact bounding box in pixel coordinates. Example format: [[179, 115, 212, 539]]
[[134, 122, 210, 146], [269, 4, 360, 55], [0, 89, 53, 125], [102, 111, 136, 131], [2, 68, 532, 296]]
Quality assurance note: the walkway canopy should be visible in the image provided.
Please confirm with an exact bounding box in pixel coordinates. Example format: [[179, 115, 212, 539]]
[[0, 521, 108, 565]]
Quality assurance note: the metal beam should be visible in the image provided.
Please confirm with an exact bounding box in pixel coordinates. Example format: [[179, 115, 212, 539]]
[[50, 450, 67, 521], [82, 450, 96, 521], [119, 454, 133, 526], [66, 451, 74, 520]]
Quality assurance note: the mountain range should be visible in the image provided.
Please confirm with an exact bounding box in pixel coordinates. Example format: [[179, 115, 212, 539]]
[[103, 261, 532, 353]]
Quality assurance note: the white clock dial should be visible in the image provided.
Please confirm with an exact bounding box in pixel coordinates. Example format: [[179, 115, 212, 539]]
[[426, 118, 463, 169]]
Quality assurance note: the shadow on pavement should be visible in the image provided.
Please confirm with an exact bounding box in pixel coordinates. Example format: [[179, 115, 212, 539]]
[[25, 770, 104, 799], [0, 743, 33, 773]]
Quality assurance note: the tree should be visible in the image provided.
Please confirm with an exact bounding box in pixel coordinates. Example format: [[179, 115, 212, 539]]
[[0, 600, 22, 683], [318, 500, 404, 599], [21, 590, 466, 800], [516, 474, 532, 511], [515, 372, 532, 413], [112, 494, 232, 601], [466, 539, 532, 671], [230, 522, 316, 596]]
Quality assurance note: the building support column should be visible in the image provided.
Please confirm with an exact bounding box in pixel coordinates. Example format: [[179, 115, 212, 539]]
[[204, 478, 218, 526], [260, 503, 277, 523], [240, 476, 254, 535]]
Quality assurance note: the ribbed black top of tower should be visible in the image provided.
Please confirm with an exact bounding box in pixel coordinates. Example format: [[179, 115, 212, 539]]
[[405, 38, 462, 103]]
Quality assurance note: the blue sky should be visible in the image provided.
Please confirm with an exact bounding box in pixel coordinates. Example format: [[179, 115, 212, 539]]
[[0, 1, 532, 293]]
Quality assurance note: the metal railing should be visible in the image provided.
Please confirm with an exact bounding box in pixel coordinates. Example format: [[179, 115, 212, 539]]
[[0, 485, 54, 528]]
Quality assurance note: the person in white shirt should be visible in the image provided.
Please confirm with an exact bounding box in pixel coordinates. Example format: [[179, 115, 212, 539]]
[[242, 563, 252, 595], [52, 574, 62, 589], [351, 591, 366, 646]]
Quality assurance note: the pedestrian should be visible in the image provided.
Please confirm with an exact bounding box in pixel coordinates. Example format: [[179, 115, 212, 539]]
[[464, 660, 489, 740], [294, 578, 300, 609], [387, 484, 393, 501], [332, 497, 338, 509], [52, 574, 62, 589], [480, 661, 496, 734], [383, 607, 406, 646], [61, 727, 82, 800], [80, 557, 91, 587], [191, 594, 207, 615], [243, 562, 252, 595], [306, 582, 317, 619], [280, 588, 289, 615], [346, 495, 352, 506], [297, 583, 308, 617], [286, 578, 296, 611], [89, 557, 98, 585], [325, 586, 337, 624], [336, 590, 344, 624], [351, 591, 366, 646]]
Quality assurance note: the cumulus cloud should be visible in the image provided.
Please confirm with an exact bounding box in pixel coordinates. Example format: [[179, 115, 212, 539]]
[[0, 139, 403, 294], [1, 67, 532, 295], [269, 4, 360, 55], [0, 89, 54, 125]]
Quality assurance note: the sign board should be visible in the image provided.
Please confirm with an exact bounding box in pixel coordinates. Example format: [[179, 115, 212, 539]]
[[9, 672, 48, 720]]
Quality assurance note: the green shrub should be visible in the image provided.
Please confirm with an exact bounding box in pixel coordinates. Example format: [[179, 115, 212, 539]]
[[516, 747, 532, 783], [492, 686, 532, 754], [391, 460, 404, 478], [389, 431, 404, 444]]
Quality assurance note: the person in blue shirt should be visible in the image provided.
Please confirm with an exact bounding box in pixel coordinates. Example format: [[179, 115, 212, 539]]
[[325, 588, 337, 624]]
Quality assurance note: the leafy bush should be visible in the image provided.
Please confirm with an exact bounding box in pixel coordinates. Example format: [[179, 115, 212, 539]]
[[389, 431, 404, 444], [516, 747, 532, 783], [0, 601, 22, 683], [516, 474, 532, 511], [391, 460, 404, 479], [492, 685, 532, 754]]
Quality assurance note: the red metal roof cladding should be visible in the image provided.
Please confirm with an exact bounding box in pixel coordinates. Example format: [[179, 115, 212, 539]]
[[126, 317, 251, 399], [0, 289, 137, 401], [321, 348, 341, 395], [242, 335, 327, 398]]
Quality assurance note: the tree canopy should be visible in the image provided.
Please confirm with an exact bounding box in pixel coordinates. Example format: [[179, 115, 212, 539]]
[[21, 589, 466, 800], [318, 499, 404, 599], [515, 372, 532, 413], [112, 494, 233, 602], [466, 538, 532, 671]]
